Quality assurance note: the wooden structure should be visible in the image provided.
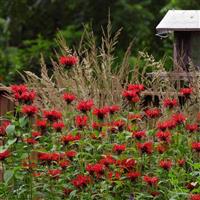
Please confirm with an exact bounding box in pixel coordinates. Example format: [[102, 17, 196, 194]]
[[156, 10, 200, 70]]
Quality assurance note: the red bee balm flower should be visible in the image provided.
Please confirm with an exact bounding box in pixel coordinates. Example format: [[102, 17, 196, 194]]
[[189, 194, 200, 200], [65, 150, 77, 159], [75, 115, 87, 129], [163, 98, 178, 108], [127, 171, 141, 181], [132, 130, 146, 140], [145, 108, 160, 118], [77, 100, 94, 113], [159, 160, 172, 171], [186, 124, 199, 132], [59, 55, 78, 67], [172, 113, 186, 125], [177, 159, 186, 167], [143, 175, 159, 186], [0, 150, 10, 161], [191, 142, 200, 152], [43, 110, 62, 121], [48, 169, 61, 178], [127, 84, 145, 92], [53, 121, 65, 132], [24, 138, 37, 145], [99, 155, 116, 167], [157, 120, 176, 131], [156, 130, 171, 143], [36, 120, 47, 130], [137, 141, 153, 154], [59, 160, 70, 169], [62, 134, 80, 144], [21, 105, 38, 117], [11, 84, 27, 94], [71, 174, 90, 188], [112, 120, 125, 132], [93, 107, 109, 119], [86, 163, 105, 175], [113, 144, 126, 154], [123, 90, 140, 102], [157, 144, 166, 154], [63, 93, 76, 104], [179, 87, 192, 96], [107, 105, 120, 114]]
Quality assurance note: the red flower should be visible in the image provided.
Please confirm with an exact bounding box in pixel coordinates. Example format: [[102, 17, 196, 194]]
[[179, 87, 192, 96], [163, 98, 178, 108], [112, 120, 125, 131], [189, 194, 200, 200], [93, 107, 109, 119], [156, 130, 171, 143], [11, 84, 27, 94], [107, 105, 120, 114], [108, 171, 121, 181], [71, 174, 90, 188], [113, 144, 126, 154], [127, 171, 140, 181], [32, 131, 41, 138], [127, 84, 145, 92], [48, 169, 61, 178], [59, 160, 70, 169], [143, 175, 159, 186], [92, 122, 102, 131], [53, 121, 65, 132], [145, 108, 160, 118], [21, 105, 38, 117], [0, 150, 10, 161], [24, 138, 37, 145], [119, 158, 136, 171], [0, 121, 11, 136], [157, 120, 176, 131], [132, 130, 146, 140], [156, 144, 166, 154], [172, 113, 186, 125], [99, 155, 116, 167], [63, 93, 76, 104], [137, 141, 153, 154], [36, 120, 47, 130], [77, 100, 94, 113], [43, 110, 62, 121], [177, 159, 186, 167], [159, 160, 172, 171], [128, 113, 142, 122], [86, 163, 105, 175], [186, 124, 199, 132], [59, 55, 78, 67], [38, 152, 62, 164], [65, 150, 77, 159], [75, 115, 87, 129], [62, 134, 81, 144], [191, 142, 200, 152], [123, 90, 140, 102]]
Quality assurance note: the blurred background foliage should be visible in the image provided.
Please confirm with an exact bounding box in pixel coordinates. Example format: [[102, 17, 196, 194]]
[[0, 0, 200, 84]]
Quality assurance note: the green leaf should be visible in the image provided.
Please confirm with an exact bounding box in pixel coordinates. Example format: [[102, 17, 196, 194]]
[[4, 170, 14, 184], [6, 138, 17, 147], [19, 116, 28, 128], [5, 125, 15, 136]]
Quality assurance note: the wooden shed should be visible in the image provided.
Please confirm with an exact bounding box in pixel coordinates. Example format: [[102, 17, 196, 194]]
[[156, 10, 200, 70]]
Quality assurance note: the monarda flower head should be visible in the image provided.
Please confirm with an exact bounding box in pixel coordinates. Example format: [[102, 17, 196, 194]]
[[118, 158, 137, 171], [63, 92, 76, 104], [112, 120, 125, 132], [143, 175, 159, 186], [86, 163, 105, 175], [48, 169, 62, 178], [10, 84, 27, 94], [191, 142, 200, 152], [137, 141, 153, 155], [59, 55, 78, 68], [122, 90, 140, 102], [145, 108, 160, 118], [113, 144, 126, 154], [0, 121, 10, 136], [179, 87, 192, 97], [163, 98, 178, 108], [127, 84, 145, 93], [52, 121, 65, 132], [43, 110, 62, 121], [126, 171, 141, 182], [132, 130, 146, 140], [189, 194, 200, 200], [65, 150, 77, 160], [172, 113, 186, 125], [185, 123, 199, 133], [156, 144, 166, 154], [156, 130, 171, 143], [36, 120, 47, 130], [77, 99, 94, 113], [99, 155, 116, 167], [21, 105, 38, 117], [75, 115, 87, 129], [61, 134, 81, 145], [157, 120, 176, 131], [159, 160, 172, 171], [0, 149, 10, 161], [177, 159, 186, 167], [107, 105, 120, 115], [93, 107, 109, 120], [71, 174, 90, 188]]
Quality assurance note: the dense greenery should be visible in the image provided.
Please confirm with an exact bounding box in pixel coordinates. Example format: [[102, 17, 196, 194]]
[[1, 0, 200, 84]]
